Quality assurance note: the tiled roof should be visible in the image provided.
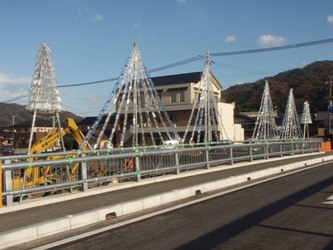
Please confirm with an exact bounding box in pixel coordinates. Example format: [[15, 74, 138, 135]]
[[151, 72, 202, 86], [78, 115, 116, 126], [12, 119, 54, 127]]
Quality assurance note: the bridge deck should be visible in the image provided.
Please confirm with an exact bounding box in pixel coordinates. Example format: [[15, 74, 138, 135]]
[[0, 152, 331, 246]]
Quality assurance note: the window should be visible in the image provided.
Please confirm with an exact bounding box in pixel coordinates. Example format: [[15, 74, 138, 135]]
[[180, 91, 185, 102], [171, 92, 177, 103], [170, 114, 178, 124]]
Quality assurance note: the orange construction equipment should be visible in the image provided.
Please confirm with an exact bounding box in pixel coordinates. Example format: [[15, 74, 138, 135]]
[[321, 141, 331, 152]]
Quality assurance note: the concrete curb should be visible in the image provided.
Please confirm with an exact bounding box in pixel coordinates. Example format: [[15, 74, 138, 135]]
[[1, 154, 332, 249]]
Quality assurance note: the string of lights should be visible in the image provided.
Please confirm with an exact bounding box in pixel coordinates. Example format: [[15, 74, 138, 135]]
[[3, 37, 333, 104]]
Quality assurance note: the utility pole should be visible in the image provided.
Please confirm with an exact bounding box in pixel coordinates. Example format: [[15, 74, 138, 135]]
[[326, 75, 333, 136]]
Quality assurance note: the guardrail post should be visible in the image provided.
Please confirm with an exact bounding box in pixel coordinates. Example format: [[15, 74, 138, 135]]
[[265, 141, 269, 159], [175, 152, 180, 174], [135, 156, 141, 182], [80, 154, 88, 192], [205, 146, 210, 169], [318, 140, 323, 152], [230, 145, 234, 165], [4, 159, 13, 206], [249, 145, 253, 162], [291, 140, 294, 155], [301, 140, 304, 154], [279, 143, 283, 157], [0, 161, 2, 208]]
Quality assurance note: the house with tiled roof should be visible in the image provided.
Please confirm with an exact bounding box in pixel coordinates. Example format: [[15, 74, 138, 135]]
[[151, 71, 244, 142], [12, 119, 55, 150], [77, 71, 244, 147]]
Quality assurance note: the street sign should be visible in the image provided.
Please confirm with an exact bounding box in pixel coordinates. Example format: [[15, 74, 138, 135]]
[[328, 106, 333, 113]]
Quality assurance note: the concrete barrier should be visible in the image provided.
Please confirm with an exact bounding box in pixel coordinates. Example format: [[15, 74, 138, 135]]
[[70, 211, 99, 230], [37, 218, 71, 238], [1, 227, 38, 248], [142, 195, 162, 209]]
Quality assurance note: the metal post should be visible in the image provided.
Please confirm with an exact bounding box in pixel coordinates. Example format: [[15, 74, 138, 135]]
[[280, 143, 283, 157], [249, 144, 253, 162], [4, 160, 13, 206], [329, 84, 331, 135], [265, 141, 269, 159], [326, 76, 333, 136], [230, 145, 234, 165], [175, 152, 180, 174], [0, 161, 2, 208], [135, 157, 141, 182], [205, 146, 210, 169], [80, 154, 88, 192]]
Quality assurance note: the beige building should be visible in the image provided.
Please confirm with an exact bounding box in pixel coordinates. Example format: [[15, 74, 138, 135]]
[[79, 71, 244, 147], [12, 119, 54, 150], [152, 71, 244, 142]]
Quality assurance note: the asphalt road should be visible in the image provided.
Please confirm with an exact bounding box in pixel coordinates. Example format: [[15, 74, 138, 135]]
[[49, 161, 333, 250]]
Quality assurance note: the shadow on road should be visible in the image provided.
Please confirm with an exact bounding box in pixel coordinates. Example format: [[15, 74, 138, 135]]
[[176, 176, 333, 250]]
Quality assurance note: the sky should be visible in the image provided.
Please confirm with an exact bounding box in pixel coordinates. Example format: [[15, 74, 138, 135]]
[[0, 0, 333, 117]]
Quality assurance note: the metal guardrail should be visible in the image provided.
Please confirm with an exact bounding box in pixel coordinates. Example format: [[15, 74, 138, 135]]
[[0, 139, 323, 206]]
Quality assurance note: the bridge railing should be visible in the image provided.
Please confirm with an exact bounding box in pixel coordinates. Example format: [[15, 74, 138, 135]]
[[0, 139, 323, 206]]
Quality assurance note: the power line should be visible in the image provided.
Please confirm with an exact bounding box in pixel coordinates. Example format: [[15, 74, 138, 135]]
[[211, 37, 333, 56], [57, 56, 203, 88], [3, 37, 333, 103], [58, 77, 119, 88], [147, 55, 202, 73], [57, 37, 333, 88], [1, 93, 30, 103]]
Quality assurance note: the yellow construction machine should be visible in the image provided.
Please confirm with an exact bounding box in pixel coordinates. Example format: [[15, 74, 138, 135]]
[[12, 118, 88, 191]]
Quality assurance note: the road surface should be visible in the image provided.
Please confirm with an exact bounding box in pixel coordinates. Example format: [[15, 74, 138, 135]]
[[43, 162, 333, 250]]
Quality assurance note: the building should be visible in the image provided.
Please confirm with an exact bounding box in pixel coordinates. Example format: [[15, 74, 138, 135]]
[[0, 127, 14, 154], [12, 119, 57, 152], [78, 71, 244, 148], [152, 71, 244, 142]]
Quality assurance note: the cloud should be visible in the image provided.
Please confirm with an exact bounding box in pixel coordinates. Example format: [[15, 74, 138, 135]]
[[177, 0, 187, 5], [258, 35, 287, 47], [78, 6, 103, 22], [134, 18, 142, 29], [0, 73, 31, 101], [84, 95, 101, 102], [301, 61, 308, 67], [225, 35, 236, 43], [91, 14, 103, 22], [328, 15, 333, 25]]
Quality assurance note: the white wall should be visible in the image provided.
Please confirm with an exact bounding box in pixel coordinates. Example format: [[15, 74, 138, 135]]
[[218, 102, 244, 141]]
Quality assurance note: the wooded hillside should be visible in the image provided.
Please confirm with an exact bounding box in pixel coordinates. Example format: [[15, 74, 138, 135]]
[[223, 60, 333, 116], [0, 103, 82, 127]]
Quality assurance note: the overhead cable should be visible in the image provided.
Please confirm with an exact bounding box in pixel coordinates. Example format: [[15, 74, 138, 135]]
[[4, 37, 333, 100], [211, 38, 333, 57], [58, 37, 333, 88]]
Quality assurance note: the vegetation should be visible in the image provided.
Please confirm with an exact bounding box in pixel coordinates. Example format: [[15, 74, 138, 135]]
[[223, 60, 333, 116], [0, 103, 82, 126], [0, 60, 332, 126]]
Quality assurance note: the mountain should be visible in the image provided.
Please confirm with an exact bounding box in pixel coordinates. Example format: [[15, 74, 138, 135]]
[[1, 60, 332, 126], [0, 103, 82, 127], [223, 60, 333, 116]]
